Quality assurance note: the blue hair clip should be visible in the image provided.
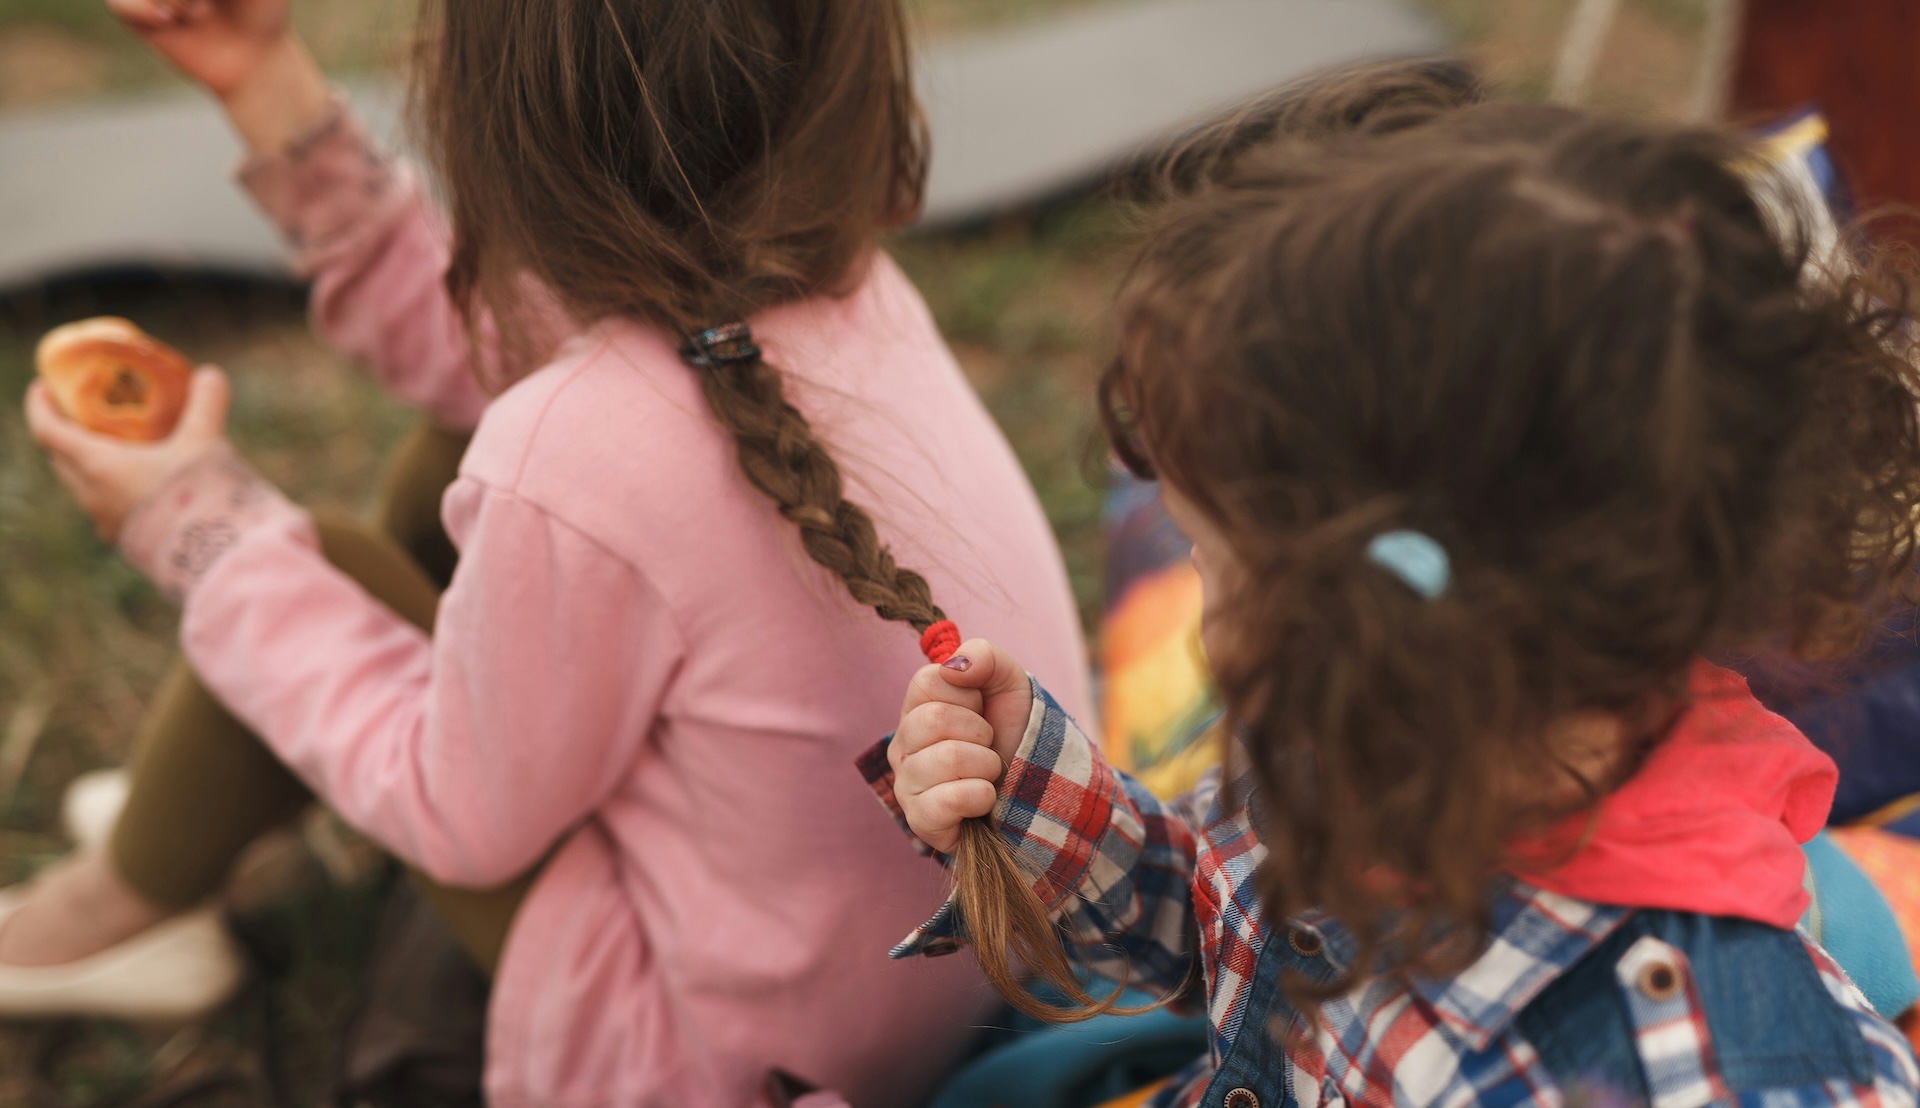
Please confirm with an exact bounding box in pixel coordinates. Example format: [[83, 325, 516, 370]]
[[1366, 529, 1450, 600]]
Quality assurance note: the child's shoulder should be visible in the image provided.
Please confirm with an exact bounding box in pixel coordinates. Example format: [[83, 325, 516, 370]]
[[449, 321, 761, 571], [1512, 909, 1916, 1105], [461, 321, 731, 493]]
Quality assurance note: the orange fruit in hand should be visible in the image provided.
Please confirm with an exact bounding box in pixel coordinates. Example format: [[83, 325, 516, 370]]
[[35, 317, 193, 443]]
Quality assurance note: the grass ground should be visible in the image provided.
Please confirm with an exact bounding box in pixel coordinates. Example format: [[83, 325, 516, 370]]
[[0, 0, 1716, 1102]]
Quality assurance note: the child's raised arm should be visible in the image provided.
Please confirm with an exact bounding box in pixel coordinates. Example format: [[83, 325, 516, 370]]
[[107, 0, 331, 155], [107, 0, 506, 432]]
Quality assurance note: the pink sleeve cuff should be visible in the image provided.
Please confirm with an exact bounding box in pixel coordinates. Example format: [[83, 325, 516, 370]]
[[236, 95, 417, 274], [119, 445, 304, 603]]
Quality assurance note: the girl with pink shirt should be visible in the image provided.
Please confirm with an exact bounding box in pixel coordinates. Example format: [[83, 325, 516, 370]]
[[9, 0, 1092, 1104]]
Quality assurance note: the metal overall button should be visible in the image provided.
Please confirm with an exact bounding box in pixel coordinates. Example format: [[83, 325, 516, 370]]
[[1635, 958, 1683, 1002], [1223, 1088, 1261, 1108], [1287, 926, 1322, 958]]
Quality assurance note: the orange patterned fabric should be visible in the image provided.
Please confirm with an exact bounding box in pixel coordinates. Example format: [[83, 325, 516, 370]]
[[1094, 1079, 1172, 1108], [1099, 561, 1220, 799]]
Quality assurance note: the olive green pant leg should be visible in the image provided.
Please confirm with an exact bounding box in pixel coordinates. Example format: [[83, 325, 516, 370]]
[[371, 422, 469, 592], [109, 663, 317, 911], [108, 424, 530, 974]]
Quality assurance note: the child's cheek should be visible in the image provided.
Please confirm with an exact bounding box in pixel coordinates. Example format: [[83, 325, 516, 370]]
[[1192, 548, 1237, 674], [1199, 597, 1242, 679]]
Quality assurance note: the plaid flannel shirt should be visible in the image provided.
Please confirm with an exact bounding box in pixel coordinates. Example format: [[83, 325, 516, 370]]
[[859, 679, 1920, 1108]]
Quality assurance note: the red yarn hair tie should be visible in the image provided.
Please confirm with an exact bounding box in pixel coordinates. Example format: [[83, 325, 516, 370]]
[[919, 620, 961, 664]]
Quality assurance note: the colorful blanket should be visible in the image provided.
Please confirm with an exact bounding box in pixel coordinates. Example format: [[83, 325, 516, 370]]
[[1098, 471, 1221, 799]]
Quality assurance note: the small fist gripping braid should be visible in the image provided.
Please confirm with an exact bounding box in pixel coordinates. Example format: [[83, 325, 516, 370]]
[[682, 324, 1131, 1020]]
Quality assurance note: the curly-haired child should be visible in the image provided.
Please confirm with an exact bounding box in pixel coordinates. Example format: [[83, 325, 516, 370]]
[[873, 62, 1920, 1107]]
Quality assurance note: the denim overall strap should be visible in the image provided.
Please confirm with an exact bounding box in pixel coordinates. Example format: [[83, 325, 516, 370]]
[[1517, 910, 1875, 1101], [1198, 922, 1333, 1108]]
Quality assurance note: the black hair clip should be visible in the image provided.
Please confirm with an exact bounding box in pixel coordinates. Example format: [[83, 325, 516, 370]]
[[679, 323, 761, 369]]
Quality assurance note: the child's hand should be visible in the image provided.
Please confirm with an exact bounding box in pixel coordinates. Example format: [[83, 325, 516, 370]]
[[107, 0, 291, 97], [107, 0, 330, 154], [889, 639, 1034, 854], [25, 368, 233, 544]]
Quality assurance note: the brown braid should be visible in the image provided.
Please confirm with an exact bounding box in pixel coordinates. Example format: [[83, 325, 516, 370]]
[[689, 326, 1145, 1018], [690, 339, 947, 633]]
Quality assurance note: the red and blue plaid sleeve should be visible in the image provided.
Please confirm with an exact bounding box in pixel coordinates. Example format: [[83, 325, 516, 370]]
[[1802, 935, 1920, 1107], [1001, 684, 1204, 1004], [861, 679, 1205, 1005]]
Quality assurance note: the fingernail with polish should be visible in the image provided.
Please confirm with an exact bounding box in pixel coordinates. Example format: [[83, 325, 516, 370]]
[[942, 655, 971, 672]]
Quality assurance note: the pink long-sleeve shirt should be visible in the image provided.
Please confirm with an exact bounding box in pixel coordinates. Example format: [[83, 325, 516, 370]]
[[118, 107, 1093, 1108]]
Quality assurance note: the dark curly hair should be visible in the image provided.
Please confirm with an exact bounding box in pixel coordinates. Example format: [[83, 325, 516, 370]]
[[987, 58, 1920, 1019]]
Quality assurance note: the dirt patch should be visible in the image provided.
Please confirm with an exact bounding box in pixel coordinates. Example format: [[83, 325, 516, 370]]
[[1414, 0, 1710, 109], [952, 340, 1014, 390], [1590, 1, 1711, 116], [0, 27, 108, 112]]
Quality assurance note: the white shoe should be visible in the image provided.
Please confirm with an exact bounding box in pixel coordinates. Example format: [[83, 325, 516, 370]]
[[62, 768, 130, 850], [0, 889, 244, 1023]]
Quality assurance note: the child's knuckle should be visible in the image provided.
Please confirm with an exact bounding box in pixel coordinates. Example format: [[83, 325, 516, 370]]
[[909, 662, 945, 700], [923, 701, 965, 737], [930, 741, 967, 780], [901, 705, 942, 748]]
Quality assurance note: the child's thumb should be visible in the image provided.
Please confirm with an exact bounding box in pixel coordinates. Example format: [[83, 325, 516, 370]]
[[937, 638, 1032, 765], [937, 638, 1027, 700], [175, 367, 232, 442]]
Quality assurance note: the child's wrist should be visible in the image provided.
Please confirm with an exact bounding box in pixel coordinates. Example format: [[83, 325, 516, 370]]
[[118, 443, 300, 605], [216, 35, 333, 156]]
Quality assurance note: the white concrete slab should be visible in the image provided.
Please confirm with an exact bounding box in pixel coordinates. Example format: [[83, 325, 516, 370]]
[[0, 0, 1440, 290], [0, 83, 405, 290], [917, 0, 1441, 221]]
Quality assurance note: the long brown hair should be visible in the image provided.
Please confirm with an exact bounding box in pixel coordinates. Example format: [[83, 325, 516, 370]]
[[413, 0, 1072, 1009], [415, 0, 948, 631], [1038, 60, 1920, 1019]]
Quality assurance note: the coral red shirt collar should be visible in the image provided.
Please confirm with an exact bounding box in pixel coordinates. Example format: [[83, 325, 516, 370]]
[[1513, 661, 1834, 929]]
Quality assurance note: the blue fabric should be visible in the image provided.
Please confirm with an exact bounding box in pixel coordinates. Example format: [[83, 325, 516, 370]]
[[1101, 468, 1192, 607], [1195, 918, 1321, 1108], [1753, 627, 1920, 823], [1883, 809, 1920, 840], [1753, 106, 1852, 218], [1806, 832, 1920, 1019], [923, 986, 1209, 1108], [1519, 909, 1877, 1098]]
